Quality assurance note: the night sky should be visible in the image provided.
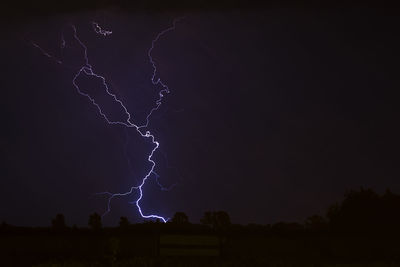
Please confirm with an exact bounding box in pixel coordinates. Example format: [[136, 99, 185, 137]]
[[1, 5, 399, 226]]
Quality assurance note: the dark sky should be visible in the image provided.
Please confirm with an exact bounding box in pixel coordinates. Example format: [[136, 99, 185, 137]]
[[1, 5, 399, 226]]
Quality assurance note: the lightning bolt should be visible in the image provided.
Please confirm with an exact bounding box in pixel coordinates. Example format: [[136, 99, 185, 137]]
[[30, 17, 184, 223], [92, 22, 112, 36]]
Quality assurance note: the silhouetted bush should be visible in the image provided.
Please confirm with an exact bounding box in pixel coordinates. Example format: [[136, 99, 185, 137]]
[[51, 213, 66, 230], [327, 187, 400, 236], [304, 214, 328, 233], [119, 216, 130, 228], [201, 211, 231, 231], [171, 212, 189, 224], [88, 212, 102, 230]]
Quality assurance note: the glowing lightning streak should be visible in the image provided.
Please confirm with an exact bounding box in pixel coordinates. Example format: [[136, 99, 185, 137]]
[[31, 41, 62, 64], [92, 22, 113, 36], [31, 18, 184, 223], [140, 17, 184, 129]]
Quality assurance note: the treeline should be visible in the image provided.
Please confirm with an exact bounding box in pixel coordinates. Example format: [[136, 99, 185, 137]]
[[1, 188, 400, 236]]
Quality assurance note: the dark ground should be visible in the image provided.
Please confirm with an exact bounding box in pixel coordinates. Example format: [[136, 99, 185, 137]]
[[2, 188, 400, 266]]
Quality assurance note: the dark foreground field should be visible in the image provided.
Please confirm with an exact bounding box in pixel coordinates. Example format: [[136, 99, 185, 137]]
[[2, 225, 400, 267], [2, 189, 400, 266]]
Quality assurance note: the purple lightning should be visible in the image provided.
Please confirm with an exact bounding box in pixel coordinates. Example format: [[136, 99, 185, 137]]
[[92, 22, 113, 36], [31, 41, 62, 64], [30, 18, 184, 223], [140, 17, 185, 129]]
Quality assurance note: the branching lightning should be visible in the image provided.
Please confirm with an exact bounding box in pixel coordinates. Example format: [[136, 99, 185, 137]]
[[30, 17, 184, 223], [92, 22, 112, 36]]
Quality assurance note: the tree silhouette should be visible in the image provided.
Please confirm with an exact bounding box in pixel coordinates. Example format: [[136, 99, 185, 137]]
[[200, 211, 231, 230], [326, 187, 400, 235], [171, 212, 189, 224], [381, 189, 400, 233], [200, 211, 214, 227], [305, 214, 327, 232], [51, 213, 66, 230], [119, 216, 130, 228], [88, 212, 102, 230], [330, 188, 380, 233], [215, 211, 231, 229]]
